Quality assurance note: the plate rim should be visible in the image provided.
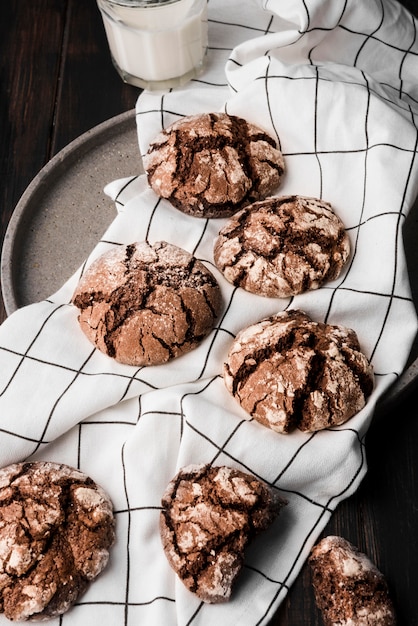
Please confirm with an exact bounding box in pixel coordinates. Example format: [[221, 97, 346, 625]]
[[0, 108, 137, 316]]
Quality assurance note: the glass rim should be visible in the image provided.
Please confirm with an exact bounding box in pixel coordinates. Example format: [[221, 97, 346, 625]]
[[101, 0, 184, 7]]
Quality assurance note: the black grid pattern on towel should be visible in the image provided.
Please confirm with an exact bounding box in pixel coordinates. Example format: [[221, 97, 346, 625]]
[[0, 1, 417, 625]]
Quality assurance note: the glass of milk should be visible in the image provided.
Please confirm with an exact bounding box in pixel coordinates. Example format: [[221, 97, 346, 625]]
[[97, 0, 208, 90]]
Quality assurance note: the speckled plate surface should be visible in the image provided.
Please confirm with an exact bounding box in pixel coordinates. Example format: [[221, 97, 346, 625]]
[[1, 108, 417, 412], [1, 109, 142, 314]]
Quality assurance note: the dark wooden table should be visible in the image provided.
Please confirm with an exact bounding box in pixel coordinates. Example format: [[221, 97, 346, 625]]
[[1, 1, 418, 624]]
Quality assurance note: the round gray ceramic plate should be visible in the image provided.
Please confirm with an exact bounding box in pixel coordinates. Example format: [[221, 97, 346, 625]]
[[1, 108, 142, 313], [1, 109, 417, 413]]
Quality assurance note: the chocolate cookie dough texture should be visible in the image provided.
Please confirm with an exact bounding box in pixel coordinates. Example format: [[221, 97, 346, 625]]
[[159, 464, 287, 603], [309, 536, 397, 625], [223, 309, 374, 434], [214, 195, 350, 297], [143, 112, 285, 218], [0, 462, 115, 622], [72, 241, 222, 366]]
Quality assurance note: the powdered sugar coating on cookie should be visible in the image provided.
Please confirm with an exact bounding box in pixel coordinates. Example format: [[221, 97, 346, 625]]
[[223, 309, 374, 433], [214, 195, 350, 297], [72, 241, 222, 366], [0, 462, 115, 621], [143, 112, 285, 218], [309, 536, 396, 625], [159, 464, 286, 603]]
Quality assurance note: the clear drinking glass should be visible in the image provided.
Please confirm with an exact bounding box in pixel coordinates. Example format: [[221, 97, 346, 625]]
[[97, 0, 208, 90]]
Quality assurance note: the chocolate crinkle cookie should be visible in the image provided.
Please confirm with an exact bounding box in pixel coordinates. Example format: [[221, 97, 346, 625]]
[[223, 309, 374, 434], [309, 536, 397, 625], [0, 462, 115, 622], [143, 112, 285, 218], [213, 195, 350, 297], [159, 464, 286, 603], [72, 241, 222, 366]]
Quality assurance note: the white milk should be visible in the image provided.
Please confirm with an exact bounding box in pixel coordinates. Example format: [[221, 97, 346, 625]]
[[97, 0, 208, 90]]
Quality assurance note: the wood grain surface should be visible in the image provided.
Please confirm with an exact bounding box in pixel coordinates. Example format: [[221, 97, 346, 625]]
[[1, 1, 418, 623]]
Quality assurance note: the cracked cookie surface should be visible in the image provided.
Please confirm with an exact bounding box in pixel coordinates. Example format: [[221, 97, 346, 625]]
[[160, 464, 286, 603], [223, 309, 374, 433], [143, 112, 285, 218], [72, 241, 222, 366], [214, 195, 350, 297], [0, 462, 115, 622], [309, 536, 396, 625]]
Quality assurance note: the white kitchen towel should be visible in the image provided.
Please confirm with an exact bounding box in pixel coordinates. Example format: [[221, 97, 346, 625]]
[[0, 0, 417, 624]]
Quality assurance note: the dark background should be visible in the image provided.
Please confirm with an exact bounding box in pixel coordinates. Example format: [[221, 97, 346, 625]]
[[1, 1, 418, 623]]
